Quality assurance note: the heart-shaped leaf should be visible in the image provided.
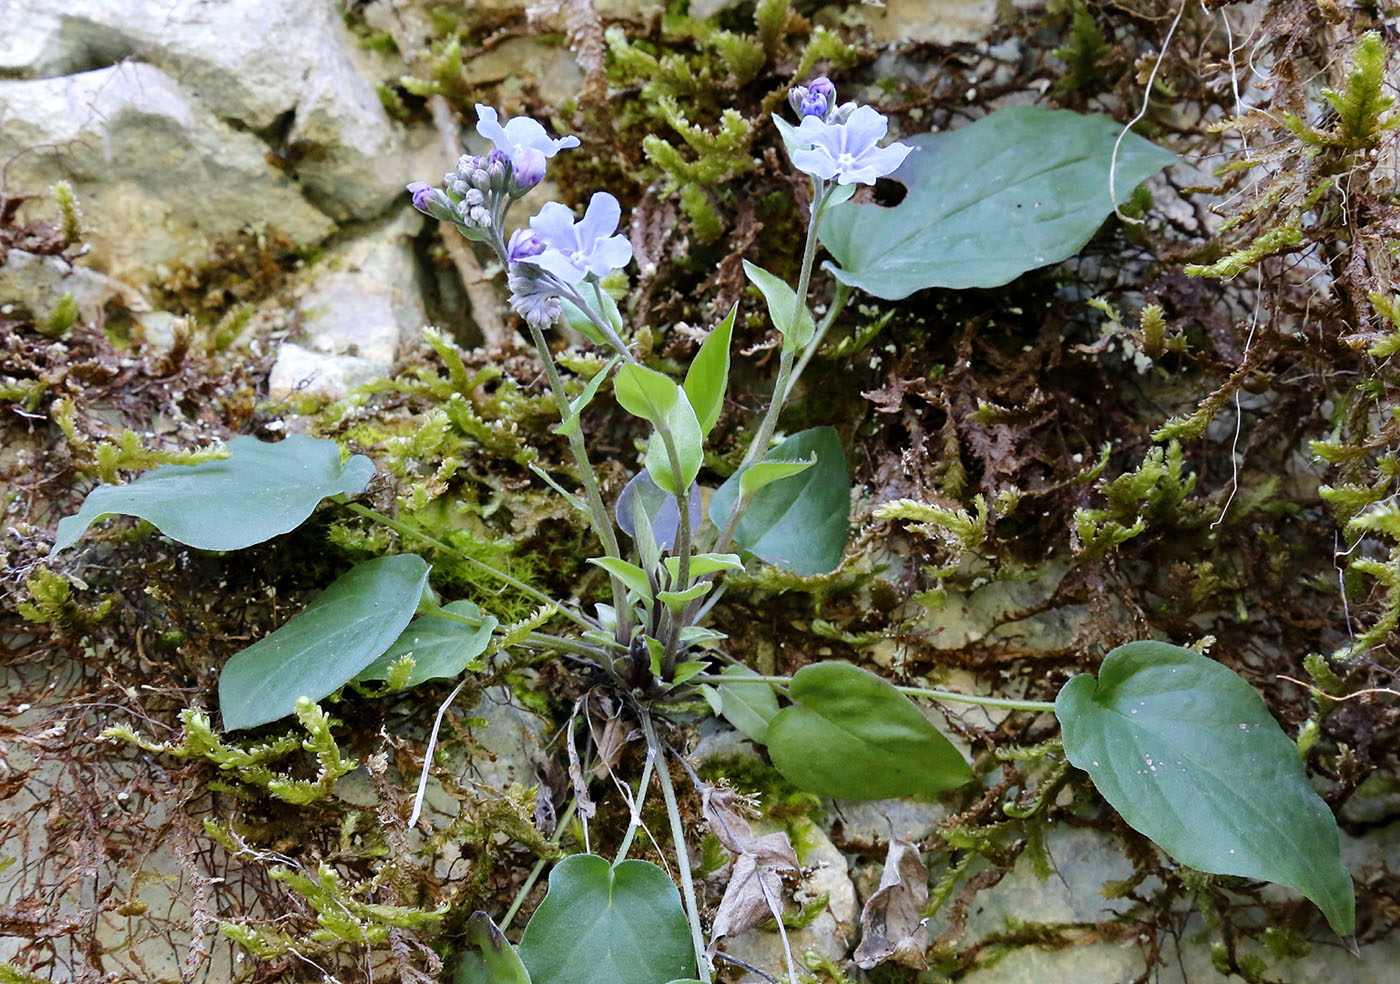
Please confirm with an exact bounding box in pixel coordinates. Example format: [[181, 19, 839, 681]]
[[709, 426, 849, 575], [765, 662, 972, 800], [356, 599, 497, 689], [820, 106, 1177, 299], [517, 855, 695, 984], [219, 554, 431, 730], [53, 434, 374, 553], [1056, 641, 1354, 936]]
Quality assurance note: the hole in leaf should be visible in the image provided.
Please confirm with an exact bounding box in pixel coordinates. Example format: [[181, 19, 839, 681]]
[[873, 178, 908, 207]]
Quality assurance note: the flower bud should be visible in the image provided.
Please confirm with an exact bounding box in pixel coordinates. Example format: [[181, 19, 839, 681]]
[[800, 92, 827, 118], [507, 228, 546, 264], [807, 76, 837, 106], [407, 182, 458, 224], [511, 147, 547, 194], [828, 101, 858, 125]]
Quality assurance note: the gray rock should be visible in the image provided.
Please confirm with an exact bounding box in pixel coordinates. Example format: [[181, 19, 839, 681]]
[[0, 62, 336, 283], [0, 249, 147, 326]]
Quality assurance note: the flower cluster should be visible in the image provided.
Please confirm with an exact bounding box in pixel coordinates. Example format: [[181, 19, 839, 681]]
[[786, 77, 912, 186]]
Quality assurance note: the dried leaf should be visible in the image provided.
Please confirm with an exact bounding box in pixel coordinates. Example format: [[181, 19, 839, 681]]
[[584, 693, 630, 780], [701, 785, 798, 870], [708, 853, 785, 953], [853, 837, 929, 970], [564, 706, 597, 823]]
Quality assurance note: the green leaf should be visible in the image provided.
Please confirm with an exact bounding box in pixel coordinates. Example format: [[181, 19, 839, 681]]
[[739, 454, 816, 499], [713, 665, 780, 745], [709, 426, 849, 574], [742, 260, 815, 349], [766, 662, 972, 800], [684, 303, 736, 437], [53, 435, 374, 553], [560, 283, 623, 346], [1056, 641, 1354, 936], [657, 582, 710, 611], [615, 363, 681, 424], [615, 364, 703, 495], [218, 555, 430, 730], [557, 356, 622, 438], [664, 553, 742, 581], [356, 600, 498, 688], [517, 855, 695, 984], [456, 910, 533, 984], [588, 557, 654, 601], [820, 106, 1177, 299]]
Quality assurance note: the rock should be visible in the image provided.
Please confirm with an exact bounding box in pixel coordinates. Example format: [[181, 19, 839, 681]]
[[835, 0, 1039, 47], [0, 62, 336, 283], [828, 798, 950, 851], [418, 686, 549, 819], [0, 249, 147, 326], [266, 206, 426, 402], [1, 0, 410, 222]]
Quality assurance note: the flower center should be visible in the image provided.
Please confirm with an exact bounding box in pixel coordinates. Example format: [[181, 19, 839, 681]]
[[570, 249, 587, 265], [837, 152, 857, 169]]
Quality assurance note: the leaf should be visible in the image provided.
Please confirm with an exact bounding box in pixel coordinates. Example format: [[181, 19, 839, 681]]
[[853, 837, 929, 970], [742, 260, 815, 349], [456, 910, 533, 984], [712, 665, 780, 744], [560, 282, 623, 347], [517, 855, 696, 984], [820, 106, 1178, 299], [356, 600, 498, 689], [1056, 641, 1355, 936], [218, 555, 430, 730], [684, 303, 736, 437], [616, 471, 700, 552], [556, 356, 622, 438], [588, 557, 654, 601], [739, 454, 816, 500], [765, 661, 972, 800], [701, 784, 799, 957], [614, 364, 702, 495], [664, 553, 742, 581], [708, 426, 849, 575], [53, 434, 374, 553]]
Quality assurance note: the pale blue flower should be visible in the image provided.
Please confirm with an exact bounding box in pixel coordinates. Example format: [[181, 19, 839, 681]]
[[475, 105, 580, 175], [521, 192, 633, 285], [791, 105, 912, 185]]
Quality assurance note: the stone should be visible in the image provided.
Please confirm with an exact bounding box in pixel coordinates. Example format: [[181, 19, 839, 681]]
[[266, 344, 388, 404], [829, 0, 1039, 47], [0, 62, 336, 283], [0, 249, 147, 326], [828, 798, 950, 851]]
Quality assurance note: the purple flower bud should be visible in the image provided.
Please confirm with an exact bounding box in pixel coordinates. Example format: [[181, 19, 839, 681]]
[[800, 92, 828, 118], [507, 228, 546, 264], [787, 85, 809, 117], [511, 147, 547, 193], [407, 182, 459, 223], [808, 76, 837, 106]]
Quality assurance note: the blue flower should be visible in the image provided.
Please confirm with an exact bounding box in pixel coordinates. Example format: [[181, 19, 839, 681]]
[[521, 192, 633, 285], [475, 105, 580, 175], [791, 105, 912, 186]]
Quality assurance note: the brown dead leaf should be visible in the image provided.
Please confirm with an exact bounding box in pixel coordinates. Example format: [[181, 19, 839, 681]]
[[701, 785, 799, 870], [584, 692, 630, 780], [708, 853, 786, 952], [853, 837, 929, 970]]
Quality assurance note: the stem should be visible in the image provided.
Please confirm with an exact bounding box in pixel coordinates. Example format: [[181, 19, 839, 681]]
[[689, 674, 1057, 712], [418, 606, 605, 658], [527, 321, 633, 646], [500, 797, 579, 932], [642, 711, 710, 983], [789, 281, 853, 391], [557, 279, 639, 364], [613, 742, 656, 864], [340, 501, 592, 631]]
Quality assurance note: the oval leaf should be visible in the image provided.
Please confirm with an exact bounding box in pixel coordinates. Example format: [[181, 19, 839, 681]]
[[1056, 641, 1354, 936], [821, 106, 1177, 299], [517, 855, 695, 984], [709, 426, 849, 575], [742, 260, 814, 349], [53, 434, 375, 553], [766, 662, 972, 800], [218, 554, 431, 730], [683, 302, 736, 437], [616, 471, 701, 553], [356, 599, 498, 689], [715, 665, 781, 745]]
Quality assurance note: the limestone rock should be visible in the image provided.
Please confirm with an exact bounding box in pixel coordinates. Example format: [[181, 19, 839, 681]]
[[0, 62, 336, 283]]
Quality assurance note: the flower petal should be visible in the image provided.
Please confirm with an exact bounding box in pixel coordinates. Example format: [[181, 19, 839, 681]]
[[587, 234, 633, 277], [576, 192, 622, 245], [523, 249, 585, 285], [791, 146, 839, 180], [501, 115, 552, 153], [529, 201, 581, 251], [475, 104, 510, 149], [842, 104, 889, 150]]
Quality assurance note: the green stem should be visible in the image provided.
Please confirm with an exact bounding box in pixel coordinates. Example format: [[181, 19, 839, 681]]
[[418, 606, 604, 658], [789, 281, 853, 390], [527, 321, 633, 646], [499, 797, 579, 933], [642, 711, 710, 983], [689, 674, 1057, 712], [613, 743, 656, 864], [339, 501, 592, 631]]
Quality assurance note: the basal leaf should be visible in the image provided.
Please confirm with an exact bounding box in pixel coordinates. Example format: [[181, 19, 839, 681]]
[[765, 662, 972, 800], [517, 855, 695, 984], [218, 554, 430, 730], [1056, 641, 1355, 936], [616, 471, 701, 552], [714, 665, 781, 745], [356, 599, 497, 689], [455, 910, 533, 984], [708, 426, 849, 575], [821, 106, 1177, 299], [53, 434, 374, 553]]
